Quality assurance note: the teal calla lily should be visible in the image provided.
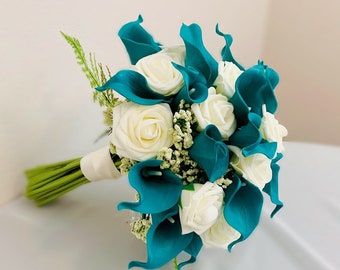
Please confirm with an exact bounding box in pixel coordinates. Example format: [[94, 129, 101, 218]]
[[229, 113, 277, 159], [244, 141, 277, 158], [98, 19, 221, 106], [117, 160, 182, 214], [236, 62, 279, 116], [96, 65, 210, 106], [224, 175, 264, 251], [178, 233, 203, 269], [229, 63, 279, 125], [180, 23, 218, 86], [215, 24, 244, 70], [118, 15, 161, 65], [263, 153, 284, 217], [128, 206, 199, 269], [229, 90, 250, 126], [172, 64, 208, 106], [189, 125, 229, 182], [96, 70, 170, 105]]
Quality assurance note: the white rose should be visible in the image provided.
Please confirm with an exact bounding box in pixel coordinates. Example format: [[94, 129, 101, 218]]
[[160, 46, 185, 65], [179, 182, 224, 235], [214, 61, 243, 98], [135, 46, 185, 96], [191, 87, 237, 140], [200, 213, 240, 249], [260, 105, 288, 153], [111, 102, 173, 161], [229, 146, 272, 189]]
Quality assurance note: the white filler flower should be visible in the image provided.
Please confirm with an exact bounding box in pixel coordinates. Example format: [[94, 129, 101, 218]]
[[111, 102, 173, 161], [135, 46, 185, 96], [200, 213, 240, 249], [179, 182, 224, 235], [260, 105, 288, 153], [214, 61, 243, 98], [191, 87, 237, 140], [229, 146, 272, 189]]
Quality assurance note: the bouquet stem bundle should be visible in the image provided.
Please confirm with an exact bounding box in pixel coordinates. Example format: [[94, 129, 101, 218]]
[[25, 158, 90, 206], [25, 147, 121, 206]]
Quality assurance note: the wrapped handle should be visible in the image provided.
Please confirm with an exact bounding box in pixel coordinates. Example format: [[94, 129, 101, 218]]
[[80, 146, 121, 181]]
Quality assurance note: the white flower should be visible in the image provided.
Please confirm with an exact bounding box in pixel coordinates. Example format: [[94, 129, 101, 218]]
[[135, 46, 185, 96], [179, 182, 224, 235], [200, 213, 240, 249], [160, 46, 185, 65], [191, 87, 237, 139], [214, 61, 243, 98], [229, 146, 272, 189], [260, 105, 288, 153], [111, 102, 173, 161]]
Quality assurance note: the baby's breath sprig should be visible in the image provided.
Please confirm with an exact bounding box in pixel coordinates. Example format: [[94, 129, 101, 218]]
[[215, 177, 233, 189], [118, 158, 137, 174], [157, 101, 206, 184], [109, 143, 136, 174], [130, 218, 151, 243]]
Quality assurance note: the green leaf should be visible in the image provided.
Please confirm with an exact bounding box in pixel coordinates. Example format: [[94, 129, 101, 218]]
[[183, 183, 195, 191], [178, 199, 183, 209]]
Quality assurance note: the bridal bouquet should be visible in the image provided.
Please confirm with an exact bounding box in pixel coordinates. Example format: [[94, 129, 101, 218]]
[[25, 16, 287, 269]]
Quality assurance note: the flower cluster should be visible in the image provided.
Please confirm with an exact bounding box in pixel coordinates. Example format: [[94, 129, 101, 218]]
[[70, 16, 288, 270], [130, 218, 151, 243], [156, 101, 205, 184], [118, 157, 136, 174], [215, 177, 233, 189]]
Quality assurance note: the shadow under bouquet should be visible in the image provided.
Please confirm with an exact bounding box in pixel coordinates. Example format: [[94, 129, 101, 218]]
[[25, 15, 288, 269]]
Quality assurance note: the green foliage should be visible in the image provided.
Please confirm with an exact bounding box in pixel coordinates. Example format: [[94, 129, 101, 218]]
[[25, 158, 90, 206], [183, 183, 195, 191], [173, 257, 179, 270], [60, 32, 119, 110]]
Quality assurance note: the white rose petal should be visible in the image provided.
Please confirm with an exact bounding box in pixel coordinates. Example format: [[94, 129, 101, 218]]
[[160, 45, 185, 65], [260, 105, 288, 153], [214, 61, 243, 98], [179, 182, 224, 235], [229, 146, 272, 189], [135, 46, 185, 96], [191, 87, 237, 140], [201, 213, 241, 249], [111, 102, 173, 161]]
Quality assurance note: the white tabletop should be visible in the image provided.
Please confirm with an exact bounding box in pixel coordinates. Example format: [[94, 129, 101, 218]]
[[0, 142, 339, 270]]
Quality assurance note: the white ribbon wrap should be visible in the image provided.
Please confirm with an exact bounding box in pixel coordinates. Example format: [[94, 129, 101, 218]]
[[80, 146, 121, 182]]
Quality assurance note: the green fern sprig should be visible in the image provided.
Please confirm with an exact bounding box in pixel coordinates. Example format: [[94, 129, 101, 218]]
[[61, 31, 119, 110], [61, 32, 101, 88]]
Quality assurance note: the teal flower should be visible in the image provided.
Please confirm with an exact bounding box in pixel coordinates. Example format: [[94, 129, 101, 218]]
[[128, 206, 203, 269], [97, 18, 221, 106], [215, 24, 244, 70], [118, 15, 161, 65], [180, 23, 218, 86], [224, 175, 264, 251], [172, 64, 208, 106], [189, 125, 229, 182], [263, 153, 284, 217], [229, 112, 277, 158], [229, 62, 280, 125], [117, 160, 182, 214], [96, 70, 170, 105]]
